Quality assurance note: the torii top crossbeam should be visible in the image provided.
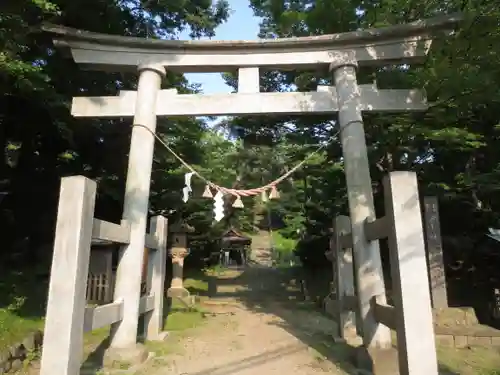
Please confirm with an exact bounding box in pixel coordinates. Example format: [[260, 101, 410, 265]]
[[43, 13, 461, 73], [42, 14, 461, 119]]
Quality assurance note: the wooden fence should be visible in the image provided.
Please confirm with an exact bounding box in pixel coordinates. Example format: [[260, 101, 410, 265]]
[[86, 273, 115, 304]]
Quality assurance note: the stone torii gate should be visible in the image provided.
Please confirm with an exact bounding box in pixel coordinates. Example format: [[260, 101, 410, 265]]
[[41, 13, 461, 375]]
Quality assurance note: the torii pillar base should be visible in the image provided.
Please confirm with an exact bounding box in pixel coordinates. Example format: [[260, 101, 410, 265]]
[[103, 343, 149, 368], [354, 346, 399, 375]]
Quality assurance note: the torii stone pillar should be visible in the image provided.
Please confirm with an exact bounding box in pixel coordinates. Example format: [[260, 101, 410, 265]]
[[108, 63, 166, 352], [331, 54, 392, 349]]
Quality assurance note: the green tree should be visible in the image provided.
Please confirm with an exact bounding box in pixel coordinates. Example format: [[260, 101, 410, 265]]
[[0, 0, 230, 265]]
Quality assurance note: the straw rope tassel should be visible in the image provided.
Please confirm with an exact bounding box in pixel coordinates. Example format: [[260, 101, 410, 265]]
[[202, 184, 213, 198], [134, 120, 345, 201], [261, 190, 268, 202], [269, 185, 280, 199], [232, 195, 244, 208]]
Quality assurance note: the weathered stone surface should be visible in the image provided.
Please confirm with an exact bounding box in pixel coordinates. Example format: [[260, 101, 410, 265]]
[[103, 343, 149, 367], [167, 287, 190, 299], [435, 334, 455, 347], [331, 215, 357, 340], [324, 296, 337, 317], [434, 324, 500, 337], [353, 346, 399, 375], [0, 350, 10, 364], [0, 330, 46, 375], [465, 309, 479, 325], [454, 335, 468, 348], [335, 63, 391, 350], [10, 359, 22, 372], [433, 307, 467, 325], [423, 196, 448, 309], [491, 337, 500, 347], [43, 14, 462, 73], [467, 336, 492, 346], [2, 358, 11, 373], [33, 331, 43, 348], [384, 172, 438, 374], [0, 361, 10, 375], [144, 216, 168, 341], [9, 345, 23, 359], [169, 246, 189, 259], [39, 177, 96, 375], [22, 335, 36, 352]]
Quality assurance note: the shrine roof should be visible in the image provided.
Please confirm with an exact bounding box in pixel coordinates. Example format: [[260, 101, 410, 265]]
[[486, 228, 500, 243], [221, 228, 252, 244]]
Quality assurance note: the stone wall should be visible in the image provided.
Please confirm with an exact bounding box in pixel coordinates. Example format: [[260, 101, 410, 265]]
[[435, 326, 500, 348], [433, 308, 500, 348], [0, 331, 43, 374]]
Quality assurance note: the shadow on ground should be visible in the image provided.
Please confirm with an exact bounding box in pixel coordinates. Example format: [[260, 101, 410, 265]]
[[78, 263, 481, 375], [80, 337, 110, 375], [175, 344, 311, 375], [192, 263, 464, 375], [70, 260, 499, 374]]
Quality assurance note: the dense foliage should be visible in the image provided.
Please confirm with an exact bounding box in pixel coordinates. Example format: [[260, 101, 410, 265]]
[[238, 0, 500, 264], [1, 0, 500, 288], [0, 0, 230, 266]]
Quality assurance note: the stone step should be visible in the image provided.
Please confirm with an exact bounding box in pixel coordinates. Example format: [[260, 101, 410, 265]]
[[434, 323, 500, 337], [433, 307, 479, 326]]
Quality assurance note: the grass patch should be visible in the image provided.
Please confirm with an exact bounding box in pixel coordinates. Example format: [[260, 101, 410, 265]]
[[204, 264, 226, 275], [391, 330, 500, 375], [0, 267, 211, 350], [184, 274, 209, 296], [0, 309, 44, 352], [438, 346, 500, 375], [0, 273, 111, 351], [164, 299, 205, 333], [0, 272, 47, 352], [83, 327, 110, 347], [144, 298, 207, 359], [270, 232, 300, 267], [272, 232, 296, 254]]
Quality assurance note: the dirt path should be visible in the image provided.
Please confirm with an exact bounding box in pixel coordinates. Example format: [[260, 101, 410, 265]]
[[135, 234, 500, 375], [140, 239, 356, 375], [147, 305, 348, 375]]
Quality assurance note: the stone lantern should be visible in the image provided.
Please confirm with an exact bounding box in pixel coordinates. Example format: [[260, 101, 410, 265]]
[[166, 221, 194, 299]]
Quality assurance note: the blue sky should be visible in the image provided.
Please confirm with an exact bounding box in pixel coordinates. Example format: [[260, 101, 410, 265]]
[[180, 1, 261, 94]]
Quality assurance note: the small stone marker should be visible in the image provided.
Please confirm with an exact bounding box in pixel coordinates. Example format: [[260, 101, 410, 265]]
[[423, 196, 448, 309]]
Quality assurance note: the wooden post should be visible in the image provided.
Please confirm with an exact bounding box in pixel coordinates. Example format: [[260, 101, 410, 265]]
[[384, 172, 438, 375], [423, 196, 448, 309], [109, 63, 166, 350], [104, 251, 113, 303], [40, 176, 96, 375], [144, 216, 168, 340], [332, 54, 391, 349], [88, 248, 113, 303], [332, 215, 357, 340]]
